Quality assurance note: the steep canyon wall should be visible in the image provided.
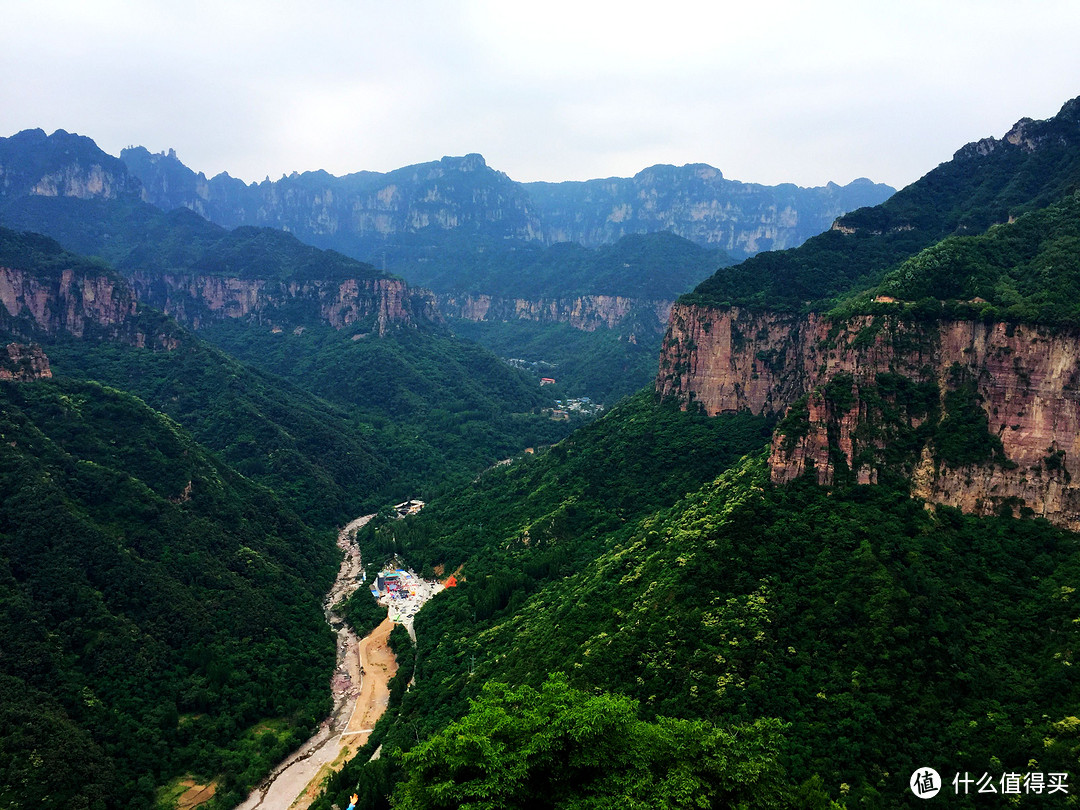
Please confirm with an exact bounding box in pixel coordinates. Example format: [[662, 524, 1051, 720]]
[[437, 293, 673, 333], [657, 304, 1080, 529], [129, 273, 441, 334], [0, 264, 179, 349]]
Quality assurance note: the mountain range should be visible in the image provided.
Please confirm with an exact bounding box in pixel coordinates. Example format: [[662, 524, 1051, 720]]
[[1, 128, 893, 403], [310, 95, 1080, 809], [4, 94, 1080, 809], [119, 144, 893, 262]]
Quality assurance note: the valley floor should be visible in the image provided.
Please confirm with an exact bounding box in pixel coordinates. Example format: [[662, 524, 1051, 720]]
[[235, 515, 398, 810]]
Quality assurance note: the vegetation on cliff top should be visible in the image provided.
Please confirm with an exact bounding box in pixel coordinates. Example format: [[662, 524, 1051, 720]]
[[854, 190, 1080, 327], [689, 97, 1080, 313]]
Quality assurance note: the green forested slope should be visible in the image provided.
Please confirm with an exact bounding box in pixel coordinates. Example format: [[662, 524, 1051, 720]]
[[0, 378, 337, 809], [324, 448, 1080, 808], [43, 338, 395, 528], [198, 320, 576, 498], [417, 460, 1080, 800], [691, 96, 1080, 311], [1, 196, 386, 284], [836, 190, 1080, 326], [449, 316, 662, 404]]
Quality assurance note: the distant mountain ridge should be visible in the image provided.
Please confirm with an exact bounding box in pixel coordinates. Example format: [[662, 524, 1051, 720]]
[[118, 144, 894, 262], [0, 126, 893, 403]]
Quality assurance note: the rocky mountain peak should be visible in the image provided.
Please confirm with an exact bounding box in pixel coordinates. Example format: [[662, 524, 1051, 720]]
[[0, 128, 141, 201], [441, 153, 488, 172], [954, 96, 1080, 161]]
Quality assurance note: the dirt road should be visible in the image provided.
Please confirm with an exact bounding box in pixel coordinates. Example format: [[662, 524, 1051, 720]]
[[235, 514, 397, 810]]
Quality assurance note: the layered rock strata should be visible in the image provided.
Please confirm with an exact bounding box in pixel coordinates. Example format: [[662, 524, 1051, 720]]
[[657, 304, 1080, 529], [0, 265, 179, 349], [129, 273, 440, 334]]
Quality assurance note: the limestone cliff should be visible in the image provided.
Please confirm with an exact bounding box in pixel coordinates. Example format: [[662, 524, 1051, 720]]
[[0, 128, 141, 201], [129, 272, 440, 334], [657, 304, 1080, 529], [0, 343, 51, 380], [437, 293, 672, 333], [526, 167, 894, 258], [0, 264, 179, 349], [120, 147, 894, 263]]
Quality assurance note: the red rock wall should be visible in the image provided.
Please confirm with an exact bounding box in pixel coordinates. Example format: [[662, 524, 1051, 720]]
[[0, 266, 178, 349], [129, 273, 440, 334], [657, 303, 1080, 529]]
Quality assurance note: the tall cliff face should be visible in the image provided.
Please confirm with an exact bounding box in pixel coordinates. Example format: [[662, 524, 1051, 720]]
[[657, 304, 1080, 529], [129, 272, 440, 334], [437, 292, 672, 333], [0, 264, 179, 349]]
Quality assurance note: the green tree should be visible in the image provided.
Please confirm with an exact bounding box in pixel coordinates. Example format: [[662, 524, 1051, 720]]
[[392, 675, 791, 810]]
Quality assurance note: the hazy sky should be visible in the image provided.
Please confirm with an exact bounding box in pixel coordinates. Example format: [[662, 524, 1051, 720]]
[[3, 1, 1078, 190]]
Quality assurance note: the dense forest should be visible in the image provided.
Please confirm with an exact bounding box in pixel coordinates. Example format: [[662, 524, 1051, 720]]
[[448, 315, 663, 405], [833, 190, 1080, 327], [0, 378, 337, 808]]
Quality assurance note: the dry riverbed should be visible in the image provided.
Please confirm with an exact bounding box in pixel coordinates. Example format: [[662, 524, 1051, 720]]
[[235, 514, 392, 810]]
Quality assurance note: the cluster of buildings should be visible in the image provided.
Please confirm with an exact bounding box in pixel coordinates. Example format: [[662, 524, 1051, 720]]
[[370, 565, 445, 629], [393, 499, 425, 518], [547, 397, 603, 420]]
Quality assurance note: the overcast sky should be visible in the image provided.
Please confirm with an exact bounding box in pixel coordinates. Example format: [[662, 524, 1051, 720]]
[[2, 1, 1078, 190]]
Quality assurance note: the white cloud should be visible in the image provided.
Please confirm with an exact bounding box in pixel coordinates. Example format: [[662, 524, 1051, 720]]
[[1, 0, 1078, 189]]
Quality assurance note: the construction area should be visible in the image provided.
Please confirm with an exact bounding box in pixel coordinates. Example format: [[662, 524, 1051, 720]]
[[370, 566, 444, 639]]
